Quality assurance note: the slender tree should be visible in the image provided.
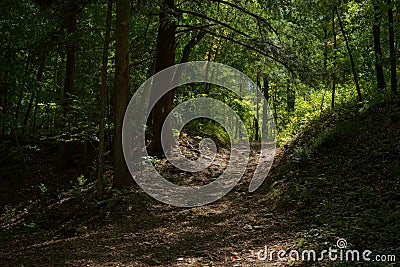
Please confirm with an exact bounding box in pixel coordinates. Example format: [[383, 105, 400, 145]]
[[286, 79, 295, 112], [97, 0, 113, 197], [331, 10, 337, 109], [372, 0, 386, 90], [255, 73, 261, 141], [387, 0, 397, 95], [336, 7, 362, 102], [262, 75, 270, 139], [113, 0, 132, 188], [59, 3, 78, 170]]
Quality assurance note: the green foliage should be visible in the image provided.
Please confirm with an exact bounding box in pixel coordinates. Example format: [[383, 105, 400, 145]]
[[38, 183, 47, 194], [76, 174, 86, 186], [183, 119, 230, 147]]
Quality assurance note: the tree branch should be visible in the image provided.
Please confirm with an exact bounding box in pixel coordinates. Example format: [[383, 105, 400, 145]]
[[178, 9, 279, 49], [178, 9, 253, 39], [200, 28, 289, 69], [209, 0, 278, 35], [180, 30, 207, 63], [176, 23, 216, 34]]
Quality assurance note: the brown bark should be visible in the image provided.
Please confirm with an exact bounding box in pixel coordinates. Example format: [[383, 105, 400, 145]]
[[63, 11, 77, 117], [262, 76, 269, 139], [255, 74, 261, 141], [113, 0, 132, 188], [97, 0, 113, 197], [332, 11, 337, 109], [59, 6, 77, 170], [287, 79, 295, 112], [372, 1, 386, 90], [148, 0, 177, 157]]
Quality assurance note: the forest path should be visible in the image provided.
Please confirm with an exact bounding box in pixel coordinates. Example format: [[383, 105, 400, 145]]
[[1, 101, 400, 266], [1, 142, 296, 267]]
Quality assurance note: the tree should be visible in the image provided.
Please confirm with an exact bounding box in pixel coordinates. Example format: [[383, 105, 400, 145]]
[[336, 6, 362, 103], [97, 0, 113, 197], [286, 79, 295, 112], [372, 0, 386, 90], [148, 0, 177, 157], [387, 0, 397, 95], [262, 75, 270, 139], [113, 0, 132, 188], [59, 2, 78, 170], [331, 9, 337, 109]]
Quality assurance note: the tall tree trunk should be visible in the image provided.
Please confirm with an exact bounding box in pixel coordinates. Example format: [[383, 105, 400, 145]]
[[272, 84, 278, 126], [336, 7, 362, 102], [262, 76, 270, 139], [113, 0, 132, 188], [63, 10, 77, 120], [239, 82, 243, 140], [332, 10, 337, 109], [372, 0, 386, 90], [30, 96, 39, 144], [323, 24, 328, 87], [97, 0, 113, 197], [286, 79, 295, 112], [387, 0, 397, 95], [59, 7, 77, 170], [148, 0, 177, 157], [255, 73, 261, 141]]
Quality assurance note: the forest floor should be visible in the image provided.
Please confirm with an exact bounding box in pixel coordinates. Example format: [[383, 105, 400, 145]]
[[1, 99, 400, 266]]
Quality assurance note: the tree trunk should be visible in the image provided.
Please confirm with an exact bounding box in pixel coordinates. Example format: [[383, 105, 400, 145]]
[[148, 0, 177, 157], [113, 0, 132, 188], [372, 1, 386, 90], [255, 74, 261, 141], [272, 84, 278, 126], [239, 82, 243, 140], [97, 0, 113, 197], [262, 76, 269, 139], [332, 10, 337, 109], [387, 0, 397, 95], [63, 10, 77, 120], [286, 79, 295, 112], [336, 7, 362, 102], [30, 96, 39, 144], [59, 7, 77, 170]]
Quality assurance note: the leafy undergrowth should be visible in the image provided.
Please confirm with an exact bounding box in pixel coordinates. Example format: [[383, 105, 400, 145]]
[[0, 100, 399, 266]]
